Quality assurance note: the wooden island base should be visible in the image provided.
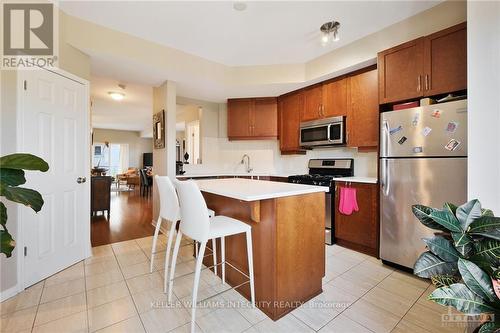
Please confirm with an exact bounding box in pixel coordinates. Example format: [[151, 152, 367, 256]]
[[201, 191, 325, 320]]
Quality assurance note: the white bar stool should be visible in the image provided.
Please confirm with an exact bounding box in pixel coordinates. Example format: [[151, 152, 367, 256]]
[[150, 176, 217, 288], [169, 180, 255, 333]]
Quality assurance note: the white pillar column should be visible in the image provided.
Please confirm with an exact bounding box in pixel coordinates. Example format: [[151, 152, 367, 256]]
[[152, 80, 176, 220]]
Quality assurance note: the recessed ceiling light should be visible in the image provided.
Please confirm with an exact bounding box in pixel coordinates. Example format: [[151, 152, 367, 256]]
[[320, 21, 340, 46], [233, 2, 247, 11], [108, 91, 125, 101]]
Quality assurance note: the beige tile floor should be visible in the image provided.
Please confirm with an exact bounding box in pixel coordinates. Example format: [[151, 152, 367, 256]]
[[1, 235, 471, 333]]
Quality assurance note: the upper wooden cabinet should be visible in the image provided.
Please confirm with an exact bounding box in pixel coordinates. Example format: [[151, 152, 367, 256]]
[[279, 91, 304, 153], [323, 78, 348, 117], [301, 85, 323, 121], [378, 38, 424, 104], [300, 79, 348, 122], [227, 97, 277, 140], [424, 23, 467, 96], [347, 69, 379, 148], [378, 22, 467, 104]]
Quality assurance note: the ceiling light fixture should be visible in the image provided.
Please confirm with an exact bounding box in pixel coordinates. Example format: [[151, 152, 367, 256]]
[[233, 2, 247, 11], [320, 21, 340, 46], [108, 91, 125, 101], [108, 83, 126, 101]]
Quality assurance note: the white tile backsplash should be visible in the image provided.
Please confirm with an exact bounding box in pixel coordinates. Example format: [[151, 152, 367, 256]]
[[183, 138, 378, 177]]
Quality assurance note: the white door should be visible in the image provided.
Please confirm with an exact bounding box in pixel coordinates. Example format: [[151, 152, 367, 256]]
[[19, 68, 90, 287], [186, 120, 200, 164]]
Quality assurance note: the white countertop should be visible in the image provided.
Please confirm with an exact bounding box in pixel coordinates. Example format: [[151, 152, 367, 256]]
[[195, 178, 328, 201], [177, 173, 292, 178], [332, 176, 378, 184]]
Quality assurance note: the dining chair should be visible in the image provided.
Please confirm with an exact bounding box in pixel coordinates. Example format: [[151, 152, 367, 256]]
[[169, 180, 255, 333]]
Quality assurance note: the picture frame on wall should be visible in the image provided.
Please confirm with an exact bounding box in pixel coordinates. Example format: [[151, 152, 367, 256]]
[[153, 110, 165, 149]]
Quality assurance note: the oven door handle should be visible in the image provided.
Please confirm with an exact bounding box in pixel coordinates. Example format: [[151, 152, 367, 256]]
[[327, 124, 332, 142]]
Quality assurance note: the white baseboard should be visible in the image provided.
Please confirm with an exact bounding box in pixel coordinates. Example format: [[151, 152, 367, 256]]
[[0, 284, 20, 302]]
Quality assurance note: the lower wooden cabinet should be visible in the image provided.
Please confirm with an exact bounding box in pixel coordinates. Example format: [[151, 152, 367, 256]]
[[334, 181, 379, 257]]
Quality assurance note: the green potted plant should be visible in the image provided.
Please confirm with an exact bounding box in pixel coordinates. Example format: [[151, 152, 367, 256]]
[[412, 199, 500, 332], [0, 153, 49, 257]]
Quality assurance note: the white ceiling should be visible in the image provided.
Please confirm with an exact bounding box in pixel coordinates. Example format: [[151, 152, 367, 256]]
[[91, 76, 153, 134], [60, 1, 440, 66]]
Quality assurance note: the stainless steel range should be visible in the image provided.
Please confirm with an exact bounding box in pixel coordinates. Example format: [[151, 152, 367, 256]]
[[288, 159, 354, 245]]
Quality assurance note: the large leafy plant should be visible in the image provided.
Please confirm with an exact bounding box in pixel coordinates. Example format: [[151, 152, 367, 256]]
[[412, 200, 500, 333], [0, 154, 49, 257]]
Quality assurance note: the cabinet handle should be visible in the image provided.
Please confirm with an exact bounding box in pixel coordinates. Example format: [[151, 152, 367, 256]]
[[425, 75, 429, 91], [417, 76, 421, 92]]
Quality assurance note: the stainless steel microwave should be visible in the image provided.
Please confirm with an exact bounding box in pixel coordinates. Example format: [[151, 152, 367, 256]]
[[299, 116, 345, 147]]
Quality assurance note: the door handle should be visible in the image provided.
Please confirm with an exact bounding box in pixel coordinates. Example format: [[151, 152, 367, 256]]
[[417, 76, 421, 92], [77, 177, 86, 184], [425, 75, 430, 91], [382, 159, 390, 196]]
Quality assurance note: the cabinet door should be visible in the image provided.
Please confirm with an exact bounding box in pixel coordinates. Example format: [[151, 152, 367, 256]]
[[322, 78, 347, 117], [424, 22, 467, 96], [347, 69, 379, 148], [227, 99, 252, 139], [378, 38, 424, 104], [279, 92, 303, 152], [334, 182, 379, 257], [301, 85, 323, 121], [252, 98, 278, 138]]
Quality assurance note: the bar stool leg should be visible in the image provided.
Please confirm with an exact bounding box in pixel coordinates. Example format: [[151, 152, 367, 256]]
[[191, 241, 206, 333], [195, 242, 199, 258], [168, 230, 183, 303], [163, 220, 177, 293], [150, 216, 162, 273], [221, 236, 226, 284], [212, 239, 218, 276], [246, 230, 255, 308]]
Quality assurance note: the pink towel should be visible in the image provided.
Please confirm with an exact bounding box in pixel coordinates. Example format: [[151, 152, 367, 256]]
[[339, 186, 359, 215]]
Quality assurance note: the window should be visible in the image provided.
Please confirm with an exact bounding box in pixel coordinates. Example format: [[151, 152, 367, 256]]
[[92, 143, 128, 176]]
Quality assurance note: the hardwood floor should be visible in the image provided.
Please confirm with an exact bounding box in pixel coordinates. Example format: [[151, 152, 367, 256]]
[[91, 188, 154, 247]]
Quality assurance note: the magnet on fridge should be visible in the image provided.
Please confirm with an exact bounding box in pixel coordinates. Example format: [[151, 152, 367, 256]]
[[413, 146, 423, 153], [445, 139, 461, 151], [398, 136, 407, 145], [389, 125, 402, 135], [412, 113, 420, 127], [431, 109, 442, 118], [421, 126, 432, 137], [445, 121, 459, 133]]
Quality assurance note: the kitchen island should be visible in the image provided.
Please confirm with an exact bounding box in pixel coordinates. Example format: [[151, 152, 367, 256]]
[[194, 178, 328, 320]]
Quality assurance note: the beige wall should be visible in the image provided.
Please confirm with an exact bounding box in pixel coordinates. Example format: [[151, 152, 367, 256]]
[[92, 129, 152, 168]]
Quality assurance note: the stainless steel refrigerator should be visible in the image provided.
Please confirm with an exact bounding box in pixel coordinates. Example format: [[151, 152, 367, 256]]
[[380, 99, 468, 269]]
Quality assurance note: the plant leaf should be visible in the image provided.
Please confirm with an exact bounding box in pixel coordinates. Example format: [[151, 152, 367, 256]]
[[469, 215, 500, 241], [423, 236, 461, 262], [444, 202, 458, 215], [478, 321, 500, 333], [414, 251, 458, 278], [452, 232, 475, 258], [457, 199, 482, 230], [429, 283, 497, 314], [0, 168, 26, 186], [458, 258, 497, 302], [0, 185, 44, 212], [430, 209, 462, 232], [0, 202, 6, 227], [412, 205, 448, 231], [0, 228, 15, 258], [472, 239, 500, 268], [0, 153, 49, 172], [482, 209, 495, 217], [431, 274, 460, 288]]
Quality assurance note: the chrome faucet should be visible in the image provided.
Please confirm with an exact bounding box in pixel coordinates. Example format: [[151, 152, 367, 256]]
[[241, 154, 253, 173]]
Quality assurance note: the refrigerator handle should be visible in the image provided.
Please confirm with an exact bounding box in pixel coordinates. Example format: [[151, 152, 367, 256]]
[[381, 158, 390, 197], [381, 120, 389, 157]]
